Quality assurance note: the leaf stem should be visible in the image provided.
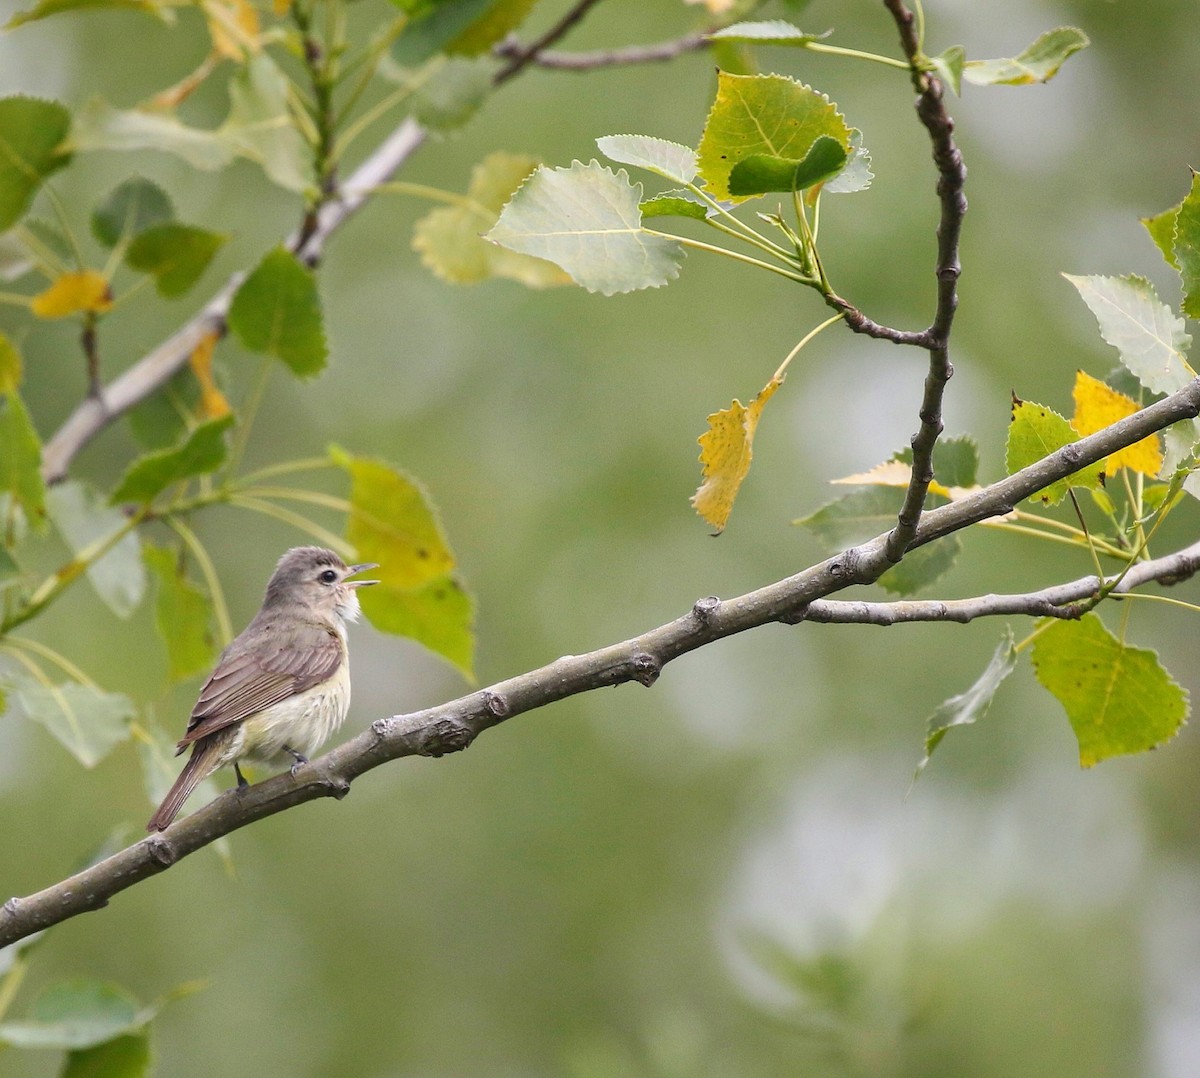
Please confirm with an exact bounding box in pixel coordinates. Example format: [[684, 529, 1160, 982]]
[[641, 229, 811, 282], [371, 180, 492, 217], [165, 516, 233, 646], [774, 312, 845, 381], [803, 41, 911, 70], [3, 635, 98, 688], [228, 494, 353, 559]]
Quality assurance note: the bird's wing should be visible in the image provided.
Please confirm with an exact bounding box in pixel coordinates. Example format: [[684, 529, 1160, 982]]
[[179, 622, 344, 746]]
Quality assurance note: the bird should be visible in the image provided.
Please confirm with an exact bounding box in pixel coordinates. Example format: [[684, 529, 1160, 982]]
[[147, 546, 378, 831]]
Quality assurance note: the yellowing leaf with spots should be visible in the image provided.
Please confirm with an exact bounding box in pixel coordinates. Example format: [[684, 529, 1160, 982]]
[[188, 330, 231, 419], [30, 270, 113, 318], [1070, 369, 1162, 476], [692, 376, 782, 534]]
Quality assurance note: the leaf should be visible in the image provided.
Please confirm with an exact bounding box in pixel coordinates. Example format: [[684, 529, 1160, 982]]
[[30, 270, 113, 318], [91, 176, 174, 247], [1063, 273, 1194, 395], [125, 223, 226, 298], [144, 544, 215, 680], [1174, 170, 1200, 321], [1005, 397, 1105, 505], [696, 72, 851, 203], [1142, 203, 1179, 272], [916, 628, 1017, 777], [0, 96, 72, 230], [408, 56, 492, 131], [1032, 613, 1188, 766], [928, 45, 965, 96], [930, 434, 979, 487], [46, 481, 145, 619], [204, 0, 259, 60], [2, 676, 135, 767], [962, 27, 1090, 86], [1070, 369, 1162, 476], [63, 1033, 151, 1078], [692, 376, 782, 534], [485, 161, 685, 296], [0, 331, 22, 393], [727, 135, 847, 197], [331, 445, 474, 677], [110, 415, 235, 504], [822, 128, 873, 195], [795, 485, 905, 551], [878, 534, 961, 595], [706, 20, 831, 46], [5, 0, 167, 28], [595, 135, 699, 185], [639, 192, 708, 221], [0, 980, 150, 1049], [227, 247, 327, 376], [392, 0, 537, 64], [126, 367, 196, 450], [412, 151, 571, 288], [0, 391, 45, 525], [70, 98, 235, 172], [221, 55, 312, 194], [188, 329, 231, 419]]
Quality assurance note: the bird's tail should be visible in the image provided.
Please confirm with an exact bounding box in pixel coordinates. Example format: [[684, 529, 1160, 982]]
[[147, 740, 222, 832]]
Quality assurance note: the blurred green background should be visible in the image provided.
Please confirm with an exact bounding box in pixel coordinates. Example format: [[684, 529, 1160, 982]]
[[4, 0, 1200, 1074]]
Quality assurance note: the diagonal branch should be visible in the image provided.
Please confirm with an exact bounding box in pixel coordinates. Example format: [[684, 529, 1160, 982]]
[[493, 30, 709, 71], [4, 377, 1199, 950]]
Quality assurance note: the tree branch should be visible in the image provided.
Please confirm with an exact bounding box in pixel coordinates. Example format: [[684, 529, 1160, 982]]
[[493, 0, 607, 85], [5, 377, 1199, 950], [493, 30, 708, 71]]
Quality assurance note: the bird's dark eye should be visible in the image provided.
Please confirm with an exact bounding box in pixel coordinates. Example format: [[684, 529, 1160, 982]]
[[319, 569, 338, 584]]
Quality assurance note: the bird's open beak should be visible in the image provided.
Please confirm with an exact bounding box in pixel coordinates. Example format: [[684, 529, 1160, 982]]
[[346, 562, 380, 587]]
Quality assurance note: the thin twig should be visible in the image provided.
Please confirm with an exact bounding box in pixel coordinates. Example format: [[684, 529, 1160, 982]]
[[492, 29, 708, 71], [493, 0, 607, 85]]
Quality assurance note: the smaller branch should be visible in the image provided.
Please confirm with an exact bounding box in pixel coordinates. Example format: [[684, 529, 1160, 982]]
[[493, 0, 607, 85], [493, 29, 708, 71]]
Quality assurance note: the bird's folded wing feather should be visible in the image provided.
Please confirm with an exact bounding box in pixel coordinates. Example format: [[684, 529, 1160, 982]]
[[179, 624, 344, 745]]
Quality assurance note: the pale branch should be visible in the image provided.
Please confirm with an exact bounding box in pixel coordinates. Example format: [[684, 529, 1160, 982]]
[[803, 537, 1200, 625], [4, 378, 1199, 950], [493, 0, 607, 85], [493, 30, 708, 71], [39, 119, 428, 485]]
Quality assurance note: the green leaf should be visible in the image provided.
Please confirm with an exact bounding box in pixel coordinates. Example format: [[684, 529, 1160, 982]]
[[706, 21, 831, 46], [408, 56, 492, 131], [109, 415, 235, 504], [1174, 170, 1200, 321], [6, 0, 167, 28], [411, 151, 570, 288], [46, 481, 145, 619], [795, 485, 903, 548], [221, 55, 313, 194], [70, 98, 235, 172], [2, 675, 134, 767], [125, 367, 197, 451], [639, 192, 708, 221], [933, 434, 979, 487], [331, 445, 474, 677], [727, 135, 847, 197], [928, 45, 965, 96], [1005, 397, 1104, 505], [90, 176, 173, 247], [485, 161, 685, 296], [0, 331, 21, 394], [823, 129, 873, 195], [0, 96, 72, 231], [595, 135, 698, 185], [696, 72, 851, 203], [916, 628, 1017, 777], [227, 247, 327, 376], [1032, 613, 1188, 766], [0, 391, 45, 527], [392, 0, 536, 63], [878, 534, 961, 595], [143, 544, 215, 680], [63, 1033, 151, 1078], [1063, 273, 1194, 395], [962, 27, 1090, 86], [0, 980, 148, 1050], [1142, 203, 1179, 271], [124, 223, 225, 298]]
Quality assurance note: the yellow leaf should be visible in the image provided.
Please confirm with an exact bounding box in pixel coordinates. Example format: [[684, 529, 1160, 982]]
[[188, 329, 231, 419], [831, 458, 1017, 521], [0, 332, 22, 393], [204, 0, 260, 60], [1070, 369, 1162, 476], [272, 0, 291, 16], [691, 376, 782, 534], [30, 271, 113, 319]]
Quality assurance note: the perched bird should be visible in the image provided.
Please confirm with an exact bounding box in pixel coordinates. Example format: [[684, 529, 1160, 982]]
[[147, 546, 378, 831]]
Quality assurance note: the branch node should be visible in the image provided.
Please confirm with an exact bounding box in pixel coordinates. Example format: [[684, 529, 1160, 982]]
[[419, 719, 475, 757], [692, 595, 720, 624], [778, 603, 809, 626], [370, 717, 395, 741], [144, 835, 178, 868], [630, 650, 661, 687], [3, 896, 20, 917], [483, 690, 511, 718]]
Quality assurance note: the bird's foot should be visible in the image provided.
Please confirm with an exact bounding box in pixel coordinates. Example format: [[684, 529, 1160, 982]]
[[235, 763, 250, 789], [284, 745, 310, 778]]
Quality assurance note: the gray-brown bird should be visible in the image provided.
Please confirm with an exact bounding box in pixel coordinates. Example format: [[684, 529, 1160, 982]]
[[147, 546, 378, 831]]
